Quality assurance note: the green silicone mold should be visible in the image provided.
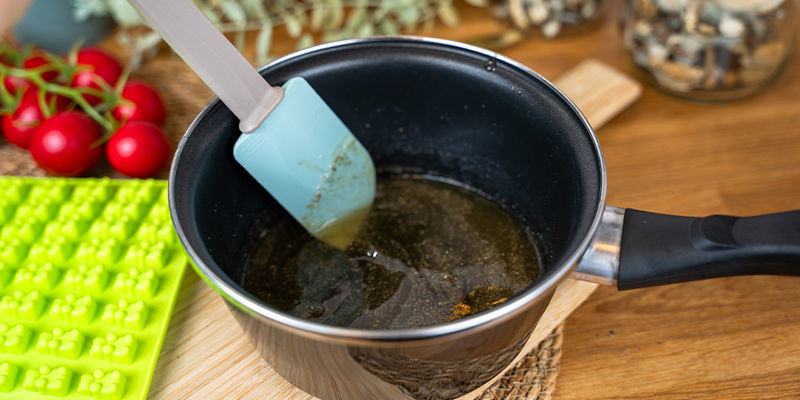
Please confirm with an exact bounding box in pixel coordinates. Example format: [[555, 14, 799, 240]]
[[0, 177, 187, 400]]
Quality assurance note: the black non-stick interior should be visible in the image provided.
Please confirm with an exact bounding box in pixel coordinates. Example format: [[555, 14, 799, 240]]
[[171, 39, 604, 310]]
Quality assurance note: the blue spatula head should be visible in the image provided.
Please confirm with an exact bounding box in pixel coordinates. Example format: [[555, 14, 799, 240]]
[[233, 77, 376, 249]]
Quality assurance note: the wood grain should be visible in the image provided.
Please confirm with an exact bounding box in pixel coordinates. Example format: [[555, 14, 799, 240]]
[[551, 59, 642, 128]]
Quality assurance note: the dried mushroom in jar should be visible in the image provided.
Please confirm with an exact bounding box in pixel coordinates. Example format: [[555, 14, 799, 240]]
[[620, 0, 794, 99], [492, 0, 605, 38]]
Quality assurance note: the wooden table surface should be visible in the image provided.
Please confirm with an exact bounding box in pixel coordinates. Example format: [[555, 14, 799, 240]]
[[421, 4, 800, 399], [146, 5, 800, 399], [6, 3, 799, 399]]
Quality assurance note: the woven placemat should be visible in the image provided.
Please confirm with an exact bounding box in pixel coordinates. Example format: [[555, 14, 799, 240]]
[[477, 325, 563, 400], [0, 54, 564, 400]]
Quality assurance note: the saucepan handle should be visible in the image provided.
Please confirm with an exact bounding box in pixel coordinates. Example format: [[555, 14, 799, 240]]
[[573, 207, 800, 289]]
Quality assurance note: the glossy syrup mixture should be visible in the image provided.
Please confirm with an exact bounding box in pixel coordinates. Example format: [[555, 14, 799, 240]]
[[241, 175, 541, 329]]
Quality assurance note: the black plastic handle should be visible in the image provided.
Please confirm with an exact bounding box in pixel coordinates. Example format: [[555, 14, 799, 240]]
[[617, 209, 800, 290]]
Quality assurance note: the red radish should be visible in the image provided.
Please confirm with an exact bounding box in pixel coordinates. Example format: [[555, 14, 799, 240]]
[[70, 48, 122, 105], [112, 81, 167, 126], [1, 88, 68, 149], [106, 122, 171, 178], [29, 111, 103, 176]]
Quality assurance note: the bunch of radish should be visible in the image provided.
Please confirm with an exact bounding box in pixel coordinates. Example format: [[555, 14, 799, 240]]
[[1, 44, 170, 178]]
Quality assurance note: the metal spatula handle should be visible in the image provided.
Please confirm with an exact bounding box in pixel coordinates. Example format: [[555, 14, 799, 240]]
[[127, 0, 283, 132]]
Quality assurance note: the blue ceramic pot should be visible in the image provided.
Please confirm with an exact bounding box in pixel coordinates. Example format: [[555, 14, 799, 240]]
[[13, 0, 115, 54]]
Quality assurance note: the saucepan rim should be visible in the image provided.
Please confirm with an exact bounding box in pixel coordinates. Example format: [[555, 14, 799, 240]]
[[168, 36, 608, 345]]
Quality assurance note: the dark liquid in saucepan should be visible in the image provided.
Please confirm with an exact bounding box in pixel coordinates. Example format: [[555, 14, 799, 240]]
[[241, 175, 541, 329]]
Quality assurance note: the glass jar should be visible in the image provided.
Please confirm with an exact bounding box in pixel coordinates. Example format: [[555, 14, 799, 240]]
[[620, 0, 795, 100], [490, 0, 606, 39]]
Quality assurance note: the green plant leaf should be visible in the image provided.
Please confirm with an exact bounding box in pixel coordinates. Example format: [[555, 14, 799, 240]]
[[323, 0, 345, 30], [220, 1, 247, 49], [62, 0, 482, 65], [198, 3, 222, 25], [345, 3, 368, 31], [397, 6, 421, 29], [255, 24, 273, 64], [72, 0, 108, 22], [296, 33, 314, 50], [437, 1, 458, 27], [220, 0, 247, 25], [241, 0, 268, 18], [285, 15, 303, 38], [310, 1, 327, 32], [379, 19, 399, 35], [356, 22, 374, 37], [129, 32, 164, 68], [464, 0, 488, 6], [107, 0, 143, 27]]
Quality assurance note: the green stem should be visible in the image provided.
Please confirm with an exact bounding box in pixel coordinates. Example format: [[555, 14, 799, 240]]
[[44, 84, 114, 132], [0, 71, 15, 105], [0, 64, 114, 132]]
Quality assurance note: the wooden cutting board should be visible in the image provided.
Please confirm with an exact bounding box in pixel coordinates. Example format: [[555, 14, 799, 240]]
[[146, 60, 642, 400]]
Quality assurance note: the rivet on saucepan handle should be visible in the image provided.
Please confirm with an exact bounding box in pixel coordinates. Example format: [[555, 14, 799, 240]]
[[572, 205, 624, 285]]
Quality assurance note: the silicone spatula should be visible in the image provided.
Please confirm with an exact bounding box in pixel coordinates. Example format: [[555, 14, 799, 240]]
[[127, 0, 375, 249]]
